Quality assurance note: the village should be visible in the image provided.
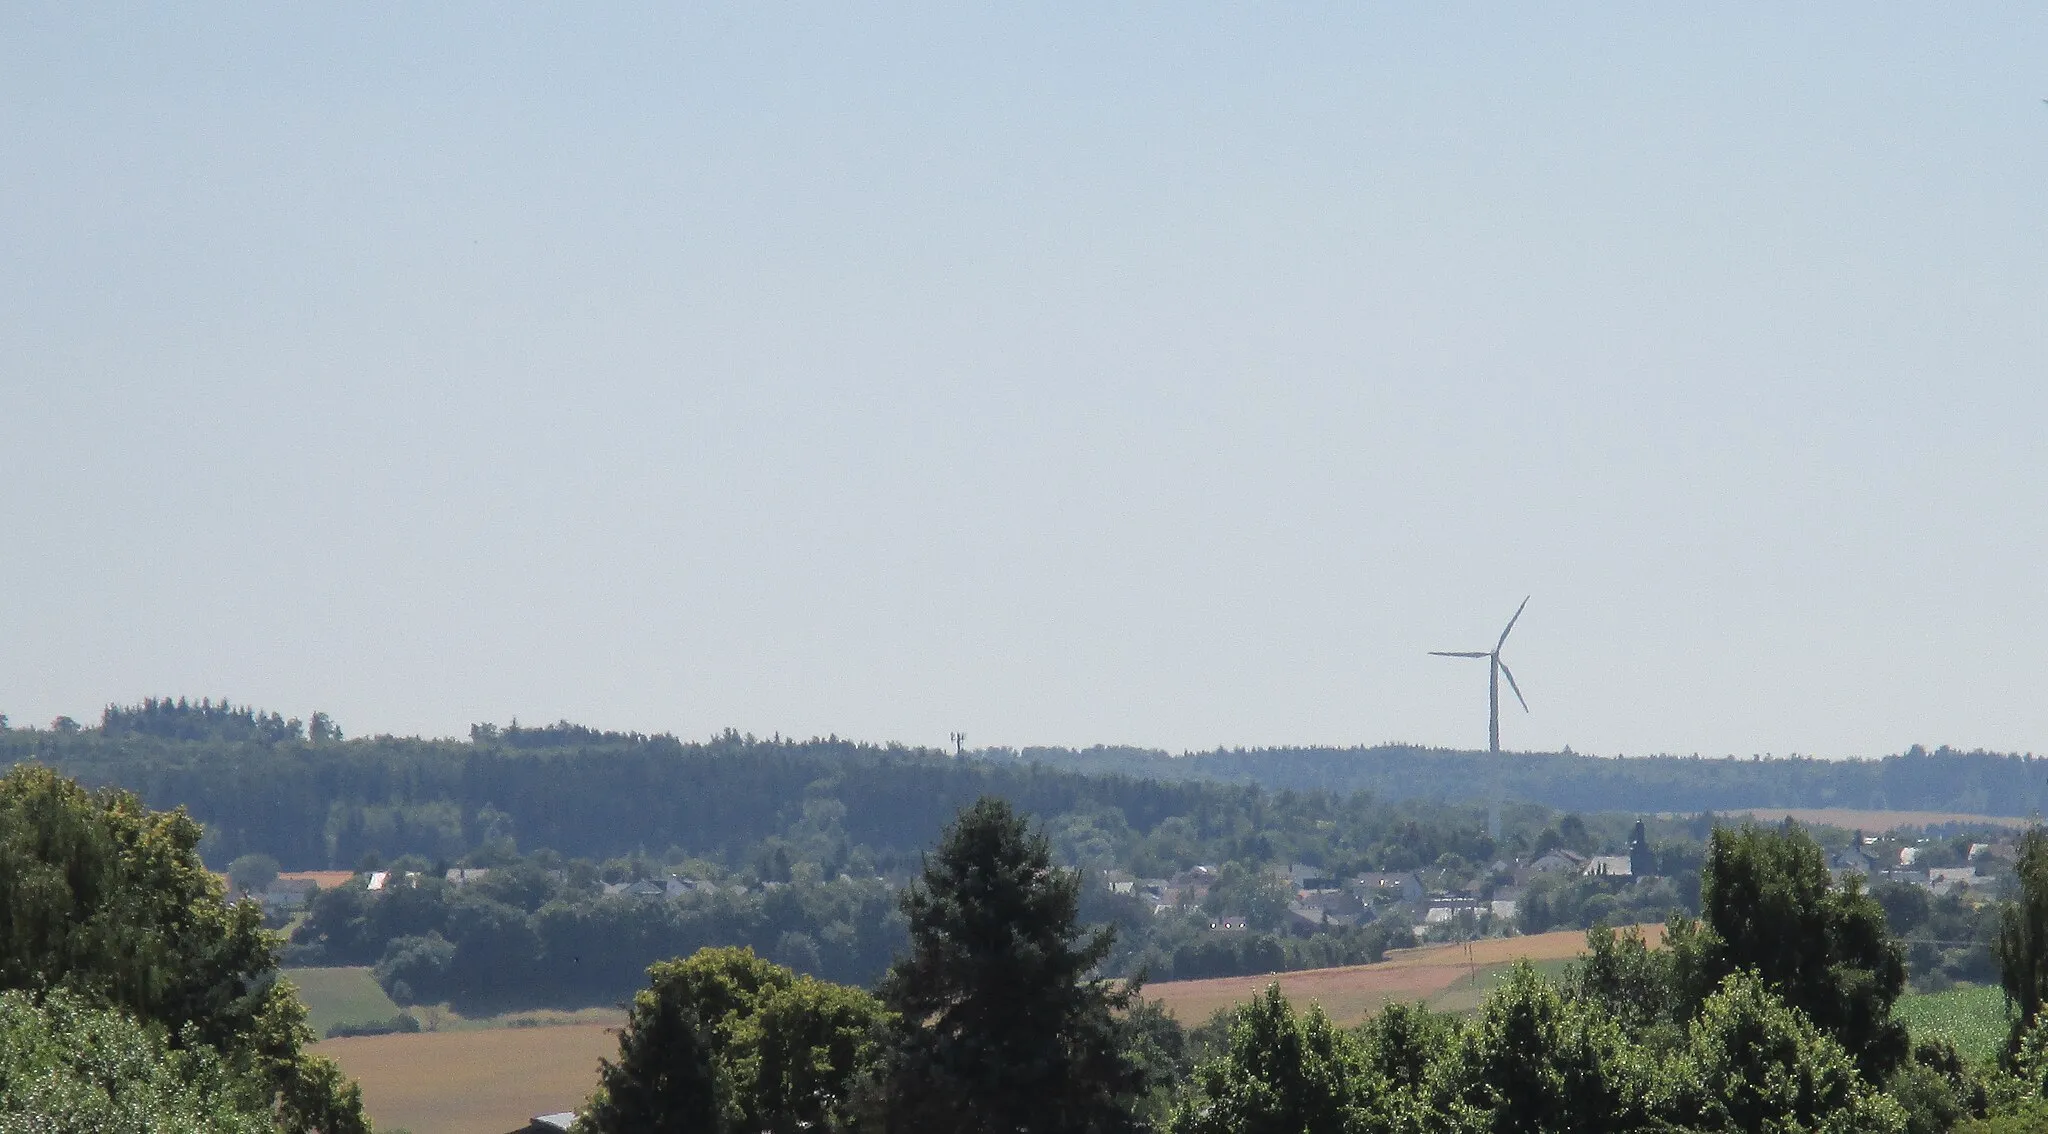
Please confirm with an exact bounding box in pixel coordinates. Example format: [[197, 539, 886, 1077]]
[[1083, 820, 2018, 948], [235, 819, 2020, 956]]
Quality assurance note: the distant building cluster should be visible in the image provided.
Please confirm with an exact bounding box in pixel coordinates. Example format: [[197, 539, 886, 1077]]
[[1098, 820, 1683, 944], [226, 864, 908, 918], [1826, 833, 2010, 895]]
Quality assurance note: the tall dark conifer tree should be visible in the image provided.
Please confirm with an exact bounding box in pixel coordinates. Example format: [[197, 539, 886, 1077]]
[[873, 796, 1144, 1134]]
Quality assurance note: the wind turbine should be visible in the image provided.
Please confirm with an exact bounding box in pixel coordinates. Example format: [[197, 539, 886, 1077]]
[[1431, 597, 1530, 755]]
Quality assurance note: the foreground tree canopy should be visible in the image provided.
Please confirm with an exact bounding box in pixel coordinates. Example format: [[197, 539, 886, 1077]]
[[1674, 820, 1909, 1078], [1170, 965, 1910, 1134], [0, 763, 366, 1133], [580, 946, 889, 1134], [579, 807, 2048, 1134], [580, 797, 1150, 1134], [0, 990, 275, 1134]]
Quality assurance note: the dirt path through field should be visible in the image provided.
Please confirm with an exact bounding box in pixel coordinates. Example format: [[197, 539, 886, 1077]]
[[1143, 925, 1664, 1027], [317, 1024, 616, 1134]]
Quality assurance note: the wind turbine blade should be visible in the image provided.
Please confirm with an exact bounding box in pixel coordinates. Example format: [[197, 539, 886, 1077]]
[[1498, 660, 1529, 712], [1430, 651, 1490, 658], [1496, 595, 1530, 650]]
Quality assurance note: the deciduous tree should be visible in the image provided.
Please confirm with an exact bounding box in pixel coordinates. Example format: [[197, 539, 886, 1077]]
[[0, 990, 275, 1134], [580, 947, 887, 1134], [1440, 962, 1650, 1134], [1663, 971, 1905, 1134], [1169, 985, 1377, 1134], [1674, 822, 1908, 1079], [1996, 829, 2048, 1053], [0, 764, 365, 1132]]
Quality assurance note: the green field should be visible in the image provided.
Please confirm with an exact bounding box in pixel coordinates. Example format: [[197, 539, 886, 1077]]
[[1426, 956, 1579, 1015], [285, 965, 626, 1038], [284, 967, 403, 1038], [1895, 983, 2011, 1065]]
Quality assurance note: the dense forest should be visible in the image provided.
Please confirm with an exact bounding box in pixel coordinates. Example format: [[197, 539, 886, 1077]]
[[1016, 741, 2048, 817], [0, 701, 1558, 868], [2, 700, 2042, 871]]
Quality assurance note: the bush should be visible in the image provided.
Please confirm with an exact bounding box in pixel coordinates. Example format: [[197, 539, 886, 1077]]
[[374, 934, 456, 1004], [1889, 1059, 1971, 1134], [227, 853, 280, 897], [1955, 1098, 2048, 1133], [323, 1014, 422, 1040]]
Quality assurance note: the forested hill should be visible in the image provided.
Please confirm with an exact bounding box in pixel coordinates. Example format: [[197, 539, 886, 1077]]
[[4, 713, 1235, 869], [3, 700, 2043, 868], [1013, 742, 2048, 817]]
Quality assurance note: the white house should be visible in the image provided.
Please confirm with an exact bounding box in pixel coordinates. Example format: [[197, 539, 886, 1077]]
[[1583, 855, 1632, 878]]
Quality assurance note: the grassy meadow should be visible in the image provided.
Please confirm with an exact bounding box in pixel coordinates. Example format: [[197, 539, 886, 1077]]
[[287, 965, 625, 1036], [285, 967, 403, 1038]]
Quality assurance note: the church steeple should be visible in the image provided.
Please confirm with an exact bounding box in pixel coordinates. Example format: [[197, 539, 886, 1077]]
[[1629, 819, 1655, 878]]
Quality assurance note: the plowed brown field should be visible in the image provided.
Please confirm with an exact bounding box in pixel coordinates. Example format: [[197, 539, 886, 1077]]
[[1143, 925, 1664, 1026], [278, 870, 358, 888]]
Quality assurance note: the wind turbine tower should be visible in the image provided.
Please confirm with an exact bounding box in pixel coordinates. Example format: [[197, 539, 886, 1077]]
[[1431, 597, 1531, 755]]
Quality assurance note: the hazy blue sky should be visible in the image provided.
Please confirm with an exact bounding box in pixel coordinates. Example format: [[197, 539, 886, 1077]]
[[4, 7, 2045, 758]]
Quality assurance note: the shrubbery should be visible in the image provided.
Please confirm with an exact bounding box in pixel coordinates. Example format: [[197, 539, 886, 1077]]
[[322, 1013, 421, 1039]]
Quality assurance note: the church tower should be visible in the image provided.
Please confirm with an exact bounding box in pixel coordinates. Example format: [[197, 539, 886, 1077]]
[[1628, 819, 1655, 878]]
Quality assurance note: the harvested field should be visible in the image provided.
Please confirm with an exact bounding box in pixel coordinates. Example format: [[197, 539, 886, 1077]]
[[1143, 925, 1663, 1027], [278, 870, 358, 888], [316, 1025, 616, 1134], [1712, 808, 2032, 832]]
